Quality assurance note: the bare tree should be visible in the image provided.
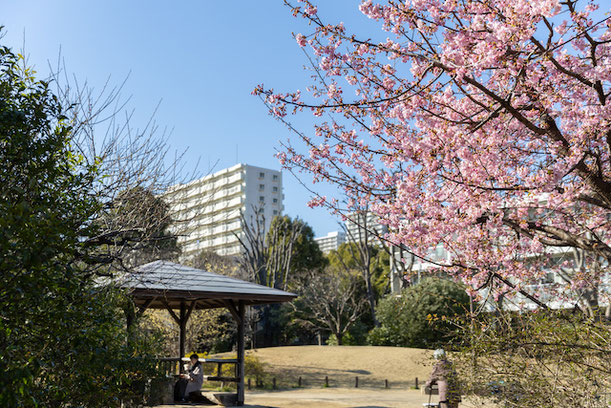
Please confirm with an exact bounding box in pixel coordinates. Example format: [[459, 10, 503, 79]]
[[235, 206, 268, 286], [235, 207, 308, 290], [557, 249, 610, 320], [235, 207, 323, 347], [387, 243, 415, 291], [456, 309, 611, 408], [266, 215, 304, 291], [341, 209, 384, 326], [292, 268, 367, 345], [44, 60, 204, 275]]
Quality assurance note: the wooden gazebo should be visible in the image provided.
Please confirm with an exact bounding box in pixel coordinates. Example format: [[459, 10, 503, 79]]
[[119, 260, 296, 405]]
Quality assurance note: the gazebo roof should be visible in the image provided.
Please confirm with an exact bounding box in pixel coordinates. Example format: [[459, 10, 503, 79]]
[[119, 260, 296, 309]]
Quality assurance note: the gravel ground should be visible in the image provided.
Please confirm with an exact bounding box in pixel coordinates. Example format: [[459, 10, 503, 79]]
[[245, 388, 432, 407], [159, 388, 492, 408]]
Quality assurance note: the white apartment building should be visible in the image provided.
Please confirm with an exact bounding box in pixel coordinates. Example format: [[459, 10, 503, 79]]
[[166, 164, 283, 258], [344, 211, 388, 246], [388, 241, 610, 311], [314, 231, 346, 254]]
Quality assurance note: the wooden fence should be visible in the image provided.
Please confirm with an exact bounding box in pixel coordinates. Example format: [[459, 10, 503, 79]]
[[156, 357, 238, 381], [156, 358, 423, 391], [245, 375, 422, 390]]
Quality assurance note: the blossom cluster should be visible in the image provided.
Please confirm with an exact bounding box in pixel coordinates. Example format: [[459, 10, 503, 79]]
[[259, 0, 611, 305]]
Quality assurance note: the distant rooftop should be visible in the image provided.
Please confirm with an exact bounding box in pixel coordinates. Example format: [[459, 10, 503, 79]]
[[168, 163, 281, 192], [314, 231, 345, 240]]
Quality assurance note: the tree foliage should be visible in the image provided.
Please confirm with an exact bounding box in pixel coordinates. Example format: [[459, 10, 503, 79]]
[[328, 239, 389, 327], [368, 278, 470, 348], [258, 2, 611, 402], [0, 43, 158, 406], [456, 310, 611, 408], [267, 214, 327, 289], [237, 210, 326, 290], [258, 0, 611, 307], [190, 250, 240, 277], [328, 242, 389, 300], [141, 308, 236, 355], [236, 211, 327, 346], [102, 186, 180, 268]]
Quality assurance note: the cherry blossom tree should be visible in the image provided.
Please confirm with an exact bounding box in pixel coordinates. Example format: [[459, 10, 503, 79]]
[[256, 0, 611, 311]]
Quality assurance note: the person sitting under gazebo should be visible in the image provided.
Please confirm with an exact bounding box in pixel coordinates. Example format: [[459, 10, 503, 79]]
[[174, 353, 204, 402]]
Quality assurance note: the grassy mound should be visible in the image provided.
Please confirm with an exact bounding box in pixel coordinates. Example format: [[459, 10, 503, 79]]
[[216, 345, 433, 389]]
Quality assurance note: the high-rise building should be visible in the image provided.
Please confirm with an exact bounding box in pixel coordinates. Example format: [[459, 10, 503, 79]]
[[344, 211, 388, 246], [314, 231, 346, 253], [166, 164, 283, 258]]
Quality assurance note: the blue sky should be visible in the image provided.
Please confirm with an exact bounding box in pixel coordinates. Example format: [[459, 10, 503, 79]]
[[1, 1, 378, 237]]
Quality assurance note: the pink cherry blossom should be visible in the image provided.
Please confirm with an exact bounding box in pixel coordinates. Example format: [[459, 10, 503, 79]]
[[257, 0, 611, 308], [304, 5, 317, 16], [296, 33, 307, 47]]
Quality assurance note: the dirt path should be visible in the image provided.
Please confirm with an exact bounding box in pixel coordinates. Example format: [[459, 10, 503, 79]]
[[159, 388, 490, 408], [160, 346, 490, 407], [245, 388, 432, 407]]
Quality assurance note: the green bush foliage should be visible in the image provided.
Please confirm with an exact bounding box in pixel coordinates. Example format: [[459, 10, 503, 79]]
[[245, 354, 268, 379], [455, 310, 611, 408], [0, 42, 159, 407], [368, 278, 470, 348], [204, 354, 268, 391]]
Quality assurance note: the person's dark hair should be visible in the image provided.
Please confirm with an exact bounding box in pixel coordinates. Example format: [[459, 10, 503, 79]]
[[190, 353, 199, 360]]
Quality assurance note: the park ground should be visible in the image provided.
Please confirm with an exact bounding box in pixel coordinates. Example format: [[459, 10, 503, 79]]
[[219, 345, 434, 389], [161, 388, 491, 408], [158, 346, 494, 408]]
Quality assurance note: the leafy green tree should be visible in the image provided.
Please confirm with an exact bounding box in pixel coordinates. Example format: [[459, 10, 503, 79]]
[[239, 210, 326, 290], [263, 216, 327, 346], [368, 278, 470, 348], [328, 242, 389, 335], [328, 242, 389, 300], [103, 186, 180, 268], [237, 212, 327, 346], [266, 214, 327, 290], [0, 43, 157, 407]]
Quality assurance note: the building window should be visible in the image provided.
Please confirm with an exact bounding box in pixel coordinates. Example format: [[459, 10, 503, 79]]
[[259, 184, 265, 191], [541, 272, 555, 284], [272, 174, 278, 181], [259, 172, 265, 179], [273, 198, 278, 204], [273, 210, 278, 215], [259, 196, 265, 202], [272, 186, 278, 192]]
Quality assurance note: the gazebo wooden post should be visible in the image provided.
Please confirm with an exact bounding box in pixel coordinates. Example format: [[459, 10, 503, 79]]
[[162, 299, 197, 373], [179, 300, 187, 364], [237, 301, 245, 406]]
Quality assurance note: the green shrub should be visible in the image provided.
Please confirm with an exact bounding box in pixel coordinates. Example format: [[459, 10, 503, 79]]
[[0, 40, 162, 407], [366, 326, 393, 346], [245, 354, 267, 379], [367, 278, 470, 348]]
